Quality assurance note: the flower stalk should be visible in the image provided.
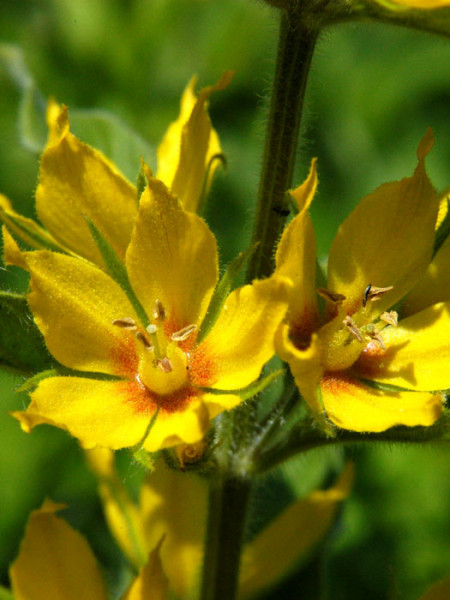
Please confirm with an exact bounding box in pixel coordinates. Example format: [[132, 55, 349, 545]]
[[246, 9, 319, 282]]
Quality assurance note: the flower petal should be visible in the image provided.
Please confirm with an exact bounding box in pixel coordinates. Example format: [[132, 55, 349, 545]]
[[14, 377, 153, 449], [24, 251, 139, 375], [126, 177, 218, 329], [275, 160, 319, 338], [157, 73, 232, 213], [327, 130, 439, 317], [36, 102, 137, 264], [402, 236, 450, 316], [10, 500, 107, 600], [239, 464, 353, 600], [198, 277, 290, 390], [275, 323, 324, 420], [121, 538, 170, 600], [356, 301, 450, 391], [321, 372, 443, 432], [140, 463, 208, 598]]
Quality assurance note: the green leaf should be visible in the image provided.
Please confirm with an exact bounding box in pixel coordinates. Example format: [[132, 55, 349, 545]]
[[202, 369, 284, 402], [70, 109, 155, 183], [197, 243, 258, 343], [0, 292, 55, 374], [0, 586, 14, 600]]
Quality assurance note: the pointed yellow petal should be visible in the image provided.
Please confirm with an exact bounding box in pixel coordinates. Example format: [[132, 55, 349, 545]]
[[0, 193, 12, 210], [157, 72, 232, 213], [321, 373, 443, 432], [402, 236, 450, 316], [239, 464, 353, 600], [121, 539, 170, 600], [419, 578, 450, 600], [25, 251, 139, 374], [276, 160, 319, 338], [327, 130, 439, 317], [2, 226, 27, 269], [126, 178, 218, 329], [356, 301, 450, 391], [140, 463, 208, 598], [14, 377, 153, 449], [37, 103, 137, 264], [198, 277, 290, 390], [386, 0, 450, 7], [10, 500, 107, 600], [1, 206, 65, 252], [275, 322, 324, 420], [85, 448, 148, 568]]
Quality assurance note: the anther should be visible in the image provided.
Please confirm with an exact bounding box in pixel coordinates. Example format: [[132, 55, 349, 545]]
[[136, 330, 153, 350], [112, 317, 137, 330], [380, 311, 398, 327], [363, 284, 394, 305], [317, 288, 346, 304], [171, 324, 197, 342], [366, 326, 386, 350], [153, 299, 166, 321], [155, 357, 173, 373], [343, 315, 363, 343]]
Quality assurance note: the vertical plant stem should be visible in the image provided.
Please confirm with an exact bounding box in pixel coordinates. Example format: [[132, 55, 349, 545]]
[[201, 9, 320, 600], [246, 10, 319, 282], [200, 473, 252, 600]]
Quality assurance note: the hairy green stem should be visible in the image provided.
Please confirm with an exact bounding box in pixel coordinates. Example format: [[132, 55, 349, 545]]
[[246, 10, 319, 282]]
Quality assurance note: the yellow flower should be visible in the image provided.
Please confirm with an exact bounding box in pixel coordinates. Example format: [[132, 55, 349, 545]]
[[275, 130, 447, 433], [0, 73, 231, 266], [9, 500, 169, 600], [4, 176, 289, 451], [377, 0, 450, 9], [86, 448, 353, 600]]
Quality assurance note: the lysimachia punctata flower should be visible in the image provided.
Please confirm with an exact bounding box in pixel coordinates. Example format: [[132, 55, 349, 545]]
[[377, 0, 449, 8], [275, 130, 448, 433], [0, 72, 231, 265], [4, 177, 289, 451], [9, 500, 169, 600]]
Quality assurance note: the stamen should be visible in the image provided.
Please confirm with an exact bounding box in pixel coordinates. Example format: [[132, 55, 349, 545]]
[[135, 330, 153, 350], [171, 324, 197, 342], [366, 325, 386, 350], [343, 315, 363, 343], [363, 284, 394, 305], [153, 299, 166, 321], [155, 357, 173, 373], [146, 323, 158, 334], [380, 311, 398, 327], [112, 317, 137, 330], [317, 288, 346, 304]]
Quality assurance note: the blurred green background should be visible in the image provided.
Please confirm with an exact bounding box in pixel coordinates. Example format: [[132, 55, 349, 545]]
[[0, 1, 449, 598]]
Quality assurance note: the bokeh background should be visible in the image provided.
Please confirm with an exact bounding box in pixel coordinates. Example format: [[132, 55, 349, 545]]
[[0, 1, 449, 598]]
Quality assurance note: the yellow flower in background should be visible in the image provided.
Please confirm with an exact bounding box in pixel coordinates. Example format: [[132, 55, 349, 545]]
[[377, 0, 450, 8], [9, 500, 169, 600], [276, 130, 447, 433], [0, 73, 231, 266], [86, 448, 353, 600], [4, 176, 289, 451]]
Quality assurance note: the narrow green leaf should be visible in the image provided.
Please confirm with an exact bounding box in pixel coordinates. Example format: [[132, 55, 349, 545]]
[[0, 292, 55, 374], [360, 378, 449, 395], [202, 369, 284, 402], [84, 217, 150, 328], [197, 243, 258, 344]]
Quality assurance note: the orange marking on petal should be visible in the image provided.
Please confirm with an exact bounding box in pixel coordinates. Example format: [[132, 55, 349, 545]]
[[189, 342, 217, 387], [120, 379, 200, 416], [321, 371, 361, 395], [110, 335, 139, 377], [290, 309, 318, 350]]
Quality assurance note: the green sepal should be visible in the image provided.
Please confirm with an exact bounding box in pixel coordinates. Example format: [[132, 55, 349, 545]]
[[360, 378, 449, 396], [0, 292, 55, 374], [202, 368, 284, 402], [132, 448, 156, 472], [197, 152, 227, 217], [0, 208, 66, 253], [197, 242, 259, 344], [17, 366, 124, 393], [433, 194, 450, 258], [84, 217, 150, 328], [136, 163, 147, 202]]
